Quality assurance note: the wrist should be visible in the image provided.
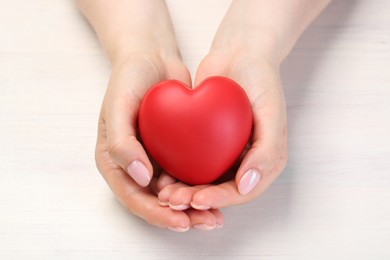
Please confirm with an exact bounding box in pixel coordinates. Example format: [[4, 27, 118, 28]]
[[209, 0, 332, 66], [209, 28, 283, 67], [107, 35, 180, 67], [77, 0, 181, 66]]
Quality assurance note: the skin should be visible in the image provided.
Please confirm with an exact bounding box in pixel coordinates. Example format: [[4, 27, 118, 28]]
[[76, 0, 331, 231]]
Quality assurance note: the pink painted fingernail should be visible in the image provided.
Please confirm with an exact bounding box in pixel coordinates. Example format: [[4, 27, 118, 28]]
[[168, 226, 190, 232], [193, 224, 216, 231], [238, 169, 261, 195], [126, 160, 151, 187], [190, 203, 211, 210], [158, 200, 169, 207], [169, 203, 190, 211]]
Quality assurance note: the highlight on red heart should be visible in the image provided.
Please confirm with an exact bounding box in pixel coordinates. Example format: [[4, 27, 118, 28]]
[[138, 76, 253, 185]]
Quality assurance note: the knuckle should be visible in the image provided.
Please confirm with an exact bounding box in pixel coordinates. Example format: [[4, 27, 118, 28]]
[[95, 143, 122, 176], [121, 190, 169, 228], [262, 145, 288, 177], [107, 139, 126, 158], [277, 150, 288, 176], [175, 186, 190, 198], [265, 146, 283, 164], [280, 148, 288, 168]]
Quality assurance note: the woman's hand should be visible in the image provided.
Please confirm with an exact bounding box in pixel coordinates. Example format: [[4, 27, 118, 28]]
[[157, 0, 331, 215], [157, 51, 288, 210], [77, 0, 224, 231], [78, 0, 331, 230], [96, 54, 224, 231]]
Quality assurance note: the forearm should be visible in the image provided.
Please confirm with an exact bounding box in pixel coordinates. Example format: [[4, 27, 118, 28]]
[[211, 0, 332, 65], [76, 0, 179, 64]]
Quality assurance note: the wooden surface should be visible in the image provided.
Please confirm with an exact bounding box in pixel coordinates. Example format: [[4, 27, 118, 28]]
[[1, 0, 390, 259]]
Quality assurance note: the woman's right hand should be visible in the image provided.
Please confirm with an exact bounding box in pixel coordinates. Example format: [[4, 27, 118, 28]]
[[76, 0, 224, 231], [96, 53, 224, 231]]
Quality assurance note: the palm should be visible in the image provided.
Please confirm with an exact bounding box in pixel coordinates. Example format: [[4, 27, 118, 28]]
[[157, 51, 288, 210], [96, 56, 224, 230]]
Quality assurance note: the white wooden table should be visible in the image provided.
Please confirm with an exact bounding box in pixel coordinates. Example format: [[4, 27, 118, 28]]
[[1, 1, 389, 259]]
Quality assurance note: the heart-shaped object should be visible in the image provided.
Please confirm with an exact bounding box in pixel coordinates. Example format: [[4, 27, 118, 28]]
[[138, 76, 253, 185]]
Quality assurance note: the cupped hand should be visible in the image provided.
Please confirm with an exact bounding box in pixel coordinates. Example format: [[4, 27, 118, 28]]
[[157, 50, 288, 211], [95, 53, 223, 231], [155, 0, 332, 226]]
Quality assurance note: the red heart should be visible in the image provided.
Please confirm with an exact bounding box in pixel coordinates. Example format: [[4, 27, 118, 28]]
[[138, 76, 253, 185]]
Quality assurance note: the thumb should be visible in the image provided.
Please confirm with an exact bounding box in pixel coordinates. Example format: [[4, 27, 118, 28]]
[[103, 57, 192, 187], [103, 91, 153, 187], [236, 97, 288, 196]]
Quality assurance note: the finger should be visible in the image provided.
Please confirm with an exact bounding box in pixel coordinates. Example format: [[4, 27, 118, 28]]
[[168, 185, 205, 211], [191, 92, 287, 208], [186, 208, 224, 231], [235, 85, 288, 196], [191, 166, 280, 209], [210, 208, 224, 229], [103, 97, 153, 187], [191, 182, 239, 209], [158, 180, 214, 211], [113, 172, 191, 232], [158, 182, 194, 210], [103, 67, 156, 187], [96, 123, 190, 232], [104, 58, 192, 187], [155, 172, 177, 193]]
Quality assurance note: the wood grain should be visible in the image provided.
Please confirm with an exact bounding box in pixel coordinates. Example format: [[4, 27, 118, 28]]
[[1, 0, 389, 259]]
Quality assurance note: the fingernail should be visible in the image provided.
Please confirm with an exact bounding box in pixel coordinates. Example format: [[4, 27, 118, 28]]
[[190, 203, 211, 210], [169, 203, 190, 211], [193, 224, 216, 231], [158, 200, 169, 207], [238, 169, 261, 195], [126, 160, 151, 187], [168, 226, 190, 232]]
